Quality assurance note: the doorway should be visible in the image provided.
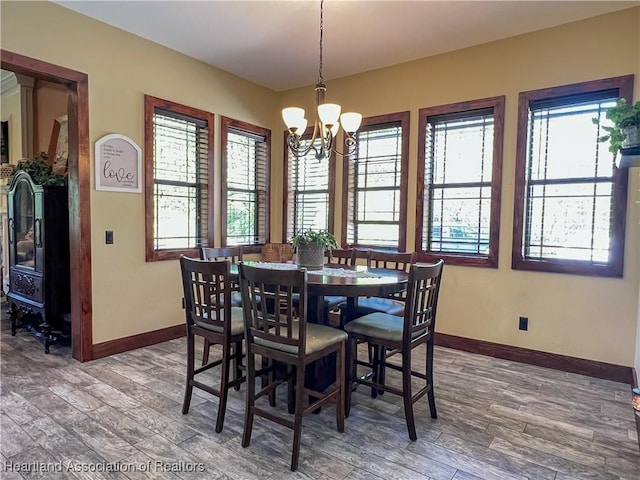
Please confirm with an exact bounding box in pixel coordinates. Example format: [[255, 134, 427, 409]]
[[1, 50, 92, 361]]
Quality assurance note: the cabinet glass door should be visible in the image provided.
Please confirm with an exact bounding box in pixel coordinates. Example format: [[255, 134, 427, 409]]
[[13, 179, 35, 268]]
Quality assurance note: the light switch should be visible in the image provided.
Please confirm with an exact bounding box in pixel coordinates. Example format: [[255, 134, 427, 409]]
[[105, 230, 114, 244]]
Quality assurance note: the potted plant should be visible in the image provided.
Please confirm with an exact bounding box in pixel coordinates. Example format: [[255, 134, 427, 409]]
[[593, 98, 640, 160], [290, 230, 338, 270], [13, 152, 67, 186]]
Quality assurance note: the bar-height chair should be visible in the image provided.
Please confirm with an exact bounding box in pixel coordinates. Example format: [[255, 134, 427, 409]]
[[358, 250, 415, 315], [344, 260, 444, 440], [238, 262, 346, 471], [179, 256, 245, 433], [200, 246, 244, 365], [323, 248, 355, 313]]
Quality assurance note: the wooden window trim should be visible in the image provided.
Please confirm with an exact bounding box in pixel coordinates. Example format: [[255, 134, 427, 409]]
[[341, 111, 410, 251], [415, 96, 505, 268], [220, 116, 271, 253], [281, 127, 336, 242], [144, 95, 214, 262], [511, 75, 634, 277]]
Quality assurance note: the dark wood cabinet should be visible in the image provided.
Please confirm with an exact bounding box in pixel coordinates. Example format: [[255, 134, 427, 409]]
[[6, 170, 70, 353]]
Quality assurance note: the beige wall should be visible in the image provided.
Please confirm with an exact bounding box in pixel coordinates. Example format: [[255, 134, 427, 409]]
[[1, 1, 280, 344], [2, 2, 639, 366], [34, 80, 67, 155], [277, 7, 640, 366]]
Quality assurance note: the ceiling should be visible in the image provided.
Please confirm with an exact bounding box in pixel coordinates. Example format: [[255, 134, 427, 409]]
[[55, 1, 638, 92]]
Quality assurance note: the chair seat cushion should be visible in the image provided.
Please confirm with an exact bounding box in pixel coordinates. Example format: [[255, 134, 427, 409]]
[[353, 297, 405, 316], [344, 312, 405, 342], [195, 306, 244, 336], [324, 295, 347, 310], [255, 322, 347, 355]]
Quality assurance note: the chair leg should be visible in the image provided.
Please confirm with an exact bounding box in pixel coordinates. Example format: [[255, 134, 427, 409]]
[[233, 340, 242, 391], [287, 365, 295, 415], [426, 341, 437, 419], [215, 341, 231, 433], [370, 344, 378, 398], [345, 336, 358, 417], [268, 358, 276, 407], [402, 349, 417, 441], [377, 346, 386, 396], [242, 350, 256, 448], [291, 364, 305, 471], [260, 356, 276, 407], [182, 331, 195, 415], [202, 338, 211, 365], [335, 342, 345, 433]]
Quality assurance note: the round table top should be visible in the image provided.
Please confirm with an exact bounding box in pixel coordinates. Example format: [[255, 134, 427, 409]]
[[233, 261, 408, 297]]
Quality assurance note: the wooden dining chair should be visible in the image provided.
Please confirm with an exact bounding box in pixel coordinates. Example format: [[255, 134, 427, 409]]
[[238, 262, 346, 471], [200, 246, 244, 366], [339, 250, 415, 324], [344, 260, 444, 441], [179, 256, 245, 433], [322, 248, 356, 314]]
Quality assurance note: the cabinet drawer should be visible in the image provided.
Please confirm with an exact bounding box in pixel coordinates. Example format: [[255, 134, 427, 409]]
[[9, 270, 43, 303]]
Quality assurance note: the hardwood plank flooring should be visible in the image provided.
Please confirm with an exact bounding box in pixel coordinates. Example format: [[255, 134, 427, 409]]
[[1, 315, 638, 479]]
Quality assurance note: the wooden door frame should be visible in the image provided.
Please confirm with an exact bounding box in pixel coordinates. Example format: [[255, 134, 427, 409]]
[[2, 50, 93, 361]]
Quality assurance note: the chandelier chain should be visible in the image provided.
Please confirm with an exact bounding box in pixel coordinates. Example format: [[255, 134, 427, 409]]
[[318, 0, 324, 83]]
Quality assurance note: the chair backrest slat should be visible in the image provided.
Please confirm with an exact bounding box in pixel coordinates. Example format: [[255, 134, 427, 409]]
[[404, 260, 444, 341], [326, 248, 355, 266], [369, 250, 415, 272], [180, 256, 233, 334], [201, 246, 243, 263], [238, 263, 308, 356]]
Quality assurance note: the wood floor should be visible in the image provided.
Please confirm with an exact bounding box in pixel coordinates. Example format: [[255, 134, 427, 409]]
[[1, 317, 639, 479]]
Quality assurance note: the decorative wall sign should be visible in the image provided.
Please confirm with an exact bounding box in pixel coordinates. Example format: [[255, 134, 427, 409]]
[[95, 134, 142, 193]]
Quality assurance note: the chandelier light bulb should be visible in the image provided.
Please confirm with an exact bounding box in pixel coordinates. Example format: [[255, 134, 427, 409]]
[[317, 103, 341, 126], [340, 112, 363, 133], [294, 117, 308, 135], [282, 107, 306, 131]]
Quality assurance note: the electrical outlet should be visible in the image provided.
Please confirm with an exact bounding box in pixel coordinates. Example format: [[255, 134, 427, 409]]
[[519, 316, 528, 331]]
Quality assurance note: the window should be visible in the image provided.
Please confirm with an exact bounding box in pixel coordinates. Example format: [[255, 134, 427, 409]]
[[221, 117, 270, 251], [342, 112, 409, 250], [283, 129, 335, 241], [144, 95, 213, 261], [512, 76, 633, 277], [416, 97, 505, 267]]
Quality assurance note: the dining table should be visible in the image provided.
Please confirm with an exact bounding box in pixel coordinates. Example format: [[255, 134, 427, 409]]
[[231, 261, 409, 401]]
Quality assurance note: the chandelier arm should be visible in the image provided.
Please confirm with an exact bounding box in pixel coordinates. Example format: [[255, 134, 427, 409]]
[[286, 121, 325, 158], [328, 134, 358, 158]]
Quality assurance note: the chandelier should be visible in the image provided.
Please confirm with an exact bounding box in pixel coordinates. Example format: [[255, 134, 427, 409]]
[[282, 0, 362, 160]]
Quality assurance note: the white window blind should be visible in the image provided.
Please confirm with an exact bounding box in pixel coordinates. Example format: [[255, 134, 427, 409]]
[[225, 127, 269, 246], [153, 110, 209, 250], [524, 93, 617, 263], [424, 110, 494, 255], [346, 122, 403, 248], [286, 136, 331, 240]]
